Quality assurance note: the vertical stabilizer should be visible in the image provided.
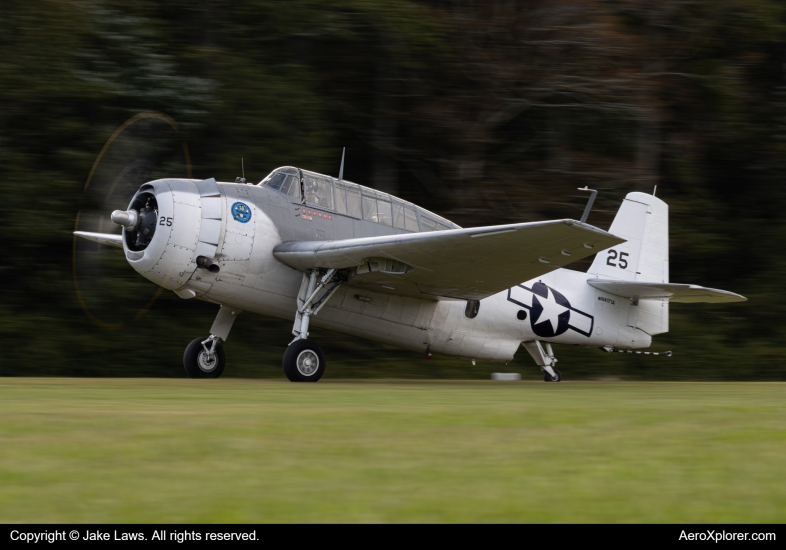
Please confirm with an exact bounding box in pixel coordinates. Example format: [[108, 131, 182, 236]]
[[589, 192, 669, 336], [589, 192, 668, 283]]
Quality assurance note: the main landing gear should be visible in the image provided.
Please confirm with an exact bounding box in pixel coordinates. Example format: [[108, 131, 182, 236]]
[[522, 341, 562, 382], [183, 305, 240, 379], [182, 269, 342, 381], [283, 269, 343, 382]]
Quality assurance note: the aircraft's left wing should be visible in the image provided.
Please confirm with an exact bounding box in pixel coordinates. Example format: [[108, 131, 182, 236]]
[[74, 231, 123, 248], [274, 220, 624, 301]]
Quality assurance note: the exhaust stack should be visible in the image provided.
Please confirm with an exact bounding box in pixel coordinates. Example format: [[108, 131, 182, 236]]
[[196, 256, 220, 274]]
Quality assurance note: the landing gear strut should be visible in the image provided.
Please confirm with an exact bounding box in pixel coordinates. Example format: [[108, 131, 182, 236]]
[[284, 269, 343, 382], [183, 305, 240, 379], [522, 341, 561, 382]]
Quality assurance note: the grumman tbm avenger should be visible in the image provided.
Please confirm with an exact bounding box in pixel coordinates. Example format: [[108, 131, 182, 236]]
[[74, 154, 746, 381]]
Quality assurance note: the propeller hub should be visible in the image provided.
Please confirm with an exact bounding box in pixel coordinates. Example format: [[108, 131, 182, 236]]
[[111, 209, 139, 229]]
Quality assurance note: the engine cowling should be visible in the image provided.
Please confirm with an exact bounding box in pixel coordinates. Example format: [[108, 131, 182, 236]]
[[119, 179, 202, 291]]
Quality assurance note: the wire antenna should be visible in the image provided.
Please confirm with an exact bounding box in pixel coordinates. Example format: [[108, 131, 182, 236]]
[[338, 147, 345, 180]]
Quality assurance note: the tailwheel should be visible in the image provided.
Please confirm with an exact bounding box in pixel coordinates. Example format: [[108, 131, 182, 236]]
[[543, 368, 561, 382], [184, 336, 226, 379], [283, 339, 325, 382]]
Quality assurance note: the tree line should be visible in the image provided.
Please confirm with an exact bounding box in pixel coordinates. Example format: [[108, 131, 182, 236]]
[[1, 0, 783, 379]]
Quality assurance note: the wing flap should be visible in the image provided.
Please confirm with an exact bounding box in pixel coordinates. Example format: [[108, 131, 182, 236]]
[[74, 231, 124, 248], [275, 220, 624, 301], [587, 279, 746, 303]]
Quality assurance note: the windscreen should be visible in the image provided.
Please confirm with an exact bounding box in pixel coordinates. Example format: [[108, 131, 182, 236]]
[[279, 175, 300, 198], [264, 173, 287, 191]]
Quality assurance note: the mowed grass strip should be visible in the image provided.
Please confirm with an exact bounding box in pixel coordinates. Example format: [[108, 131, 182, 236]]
[[0, 378, 784, 523]]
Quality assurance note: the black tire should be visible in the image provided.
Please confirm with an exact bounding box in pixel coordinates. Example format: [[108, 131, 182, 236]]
[[183, 337, 226, 379], [543, 368, 561, 382], [282, 339, 325, 382]]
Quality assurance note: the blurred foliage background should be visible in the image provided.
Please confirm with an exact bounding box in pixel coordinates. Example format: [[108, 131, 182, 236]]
[[1, 0, 782, 379]]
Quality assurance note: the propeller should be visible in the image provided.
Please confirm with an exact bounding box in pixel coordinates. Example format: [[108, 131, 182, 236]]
[[73, 111, 192, 329]]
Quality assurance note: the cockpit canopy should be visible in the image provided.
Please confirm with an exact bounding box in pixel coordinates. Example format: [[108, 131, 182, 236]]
[[259, 167, 459, 232]]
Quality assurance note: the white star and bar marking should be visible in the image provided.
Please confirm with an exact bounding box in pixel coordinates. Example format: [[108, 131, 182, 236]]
[[532, 287, 568, 332]]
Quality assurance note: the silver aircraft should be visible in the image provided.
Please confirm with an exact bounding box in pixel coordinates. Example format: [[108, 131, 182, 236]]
[[74, 160, 746, 381]]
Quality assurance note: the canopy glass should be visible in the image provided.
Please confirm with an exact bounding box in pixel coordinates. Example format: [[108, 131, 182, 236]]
[[259, 167, 459, 232]]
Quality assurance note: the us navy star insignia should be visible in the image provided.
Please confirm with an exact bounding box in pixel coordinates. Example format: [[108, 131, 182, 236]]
[[532, 287, 569, 332]]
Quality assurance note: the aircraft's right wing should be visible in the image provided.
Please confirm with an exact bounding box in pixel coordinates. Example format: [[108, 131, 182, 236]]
[[274, 220, 624, 301]]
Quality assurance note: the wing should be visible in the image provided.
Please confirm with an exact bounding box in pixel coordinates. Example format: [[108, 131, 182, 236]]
[[588, 279, 747, 303], [275, 220, 624, 301]]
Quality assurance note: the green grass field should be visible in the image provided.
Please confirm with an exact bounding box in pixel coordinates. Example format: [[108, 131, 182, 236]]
[[0, 378, 784, 523]]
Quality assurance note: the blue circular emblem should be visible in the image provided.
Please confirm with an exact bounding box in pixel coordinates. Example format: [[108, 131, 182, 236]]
[[231, 202, 252, 223]]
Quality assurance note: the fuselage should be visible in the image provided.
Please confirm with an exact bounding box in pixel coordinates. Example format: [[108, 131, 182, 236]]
[[122, 176, 650, 363]]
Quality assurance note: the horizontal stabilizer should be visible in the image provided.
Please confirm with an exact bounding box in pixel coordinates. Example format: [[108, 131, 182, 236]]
[[74, 231, 123, 248], [275, 220, 624, 301], [588, 279, 746, 303]]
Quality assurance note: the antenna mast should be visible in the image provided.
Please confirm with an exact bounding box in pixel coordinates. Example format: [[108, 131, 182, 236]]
[[578, 186, 598, 223], [235, 158, 247, 184], [338, 148, 345, 180]]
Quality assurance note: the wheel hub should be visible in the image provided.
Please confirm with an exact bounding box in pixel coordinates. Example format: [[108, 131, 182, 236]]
[[296, 350, 319, 376], [197, 350, 217, 373]]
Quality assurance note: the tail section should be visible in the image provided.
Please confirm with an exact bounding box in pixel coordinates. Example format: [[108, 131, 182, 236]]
[[589, 192, 669, 336], [589, 192, 669, 283]]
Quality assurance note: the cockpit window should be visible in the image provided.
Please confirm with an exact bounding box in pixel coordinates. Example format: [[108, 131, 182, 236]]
[[404, 206, 419, 231], [419, 210, 455, 231], [281, 175, 301, 198], [265, 173, 287, 191], [259, 166, 298, 186], [374, 192, 393, 227], [302, 172, 334, 210], [358, 189, 393, 226], [465, 300, 480, 319], [260, 171, 301, 199], [420, 215, 439, 232], [391, 201, 420, 231], [336, 181, 362, 218]]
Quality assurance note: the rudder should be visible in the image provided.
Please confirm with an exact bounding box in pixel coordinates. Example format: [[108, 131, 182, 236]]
[[589, 192, 669, 336]]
